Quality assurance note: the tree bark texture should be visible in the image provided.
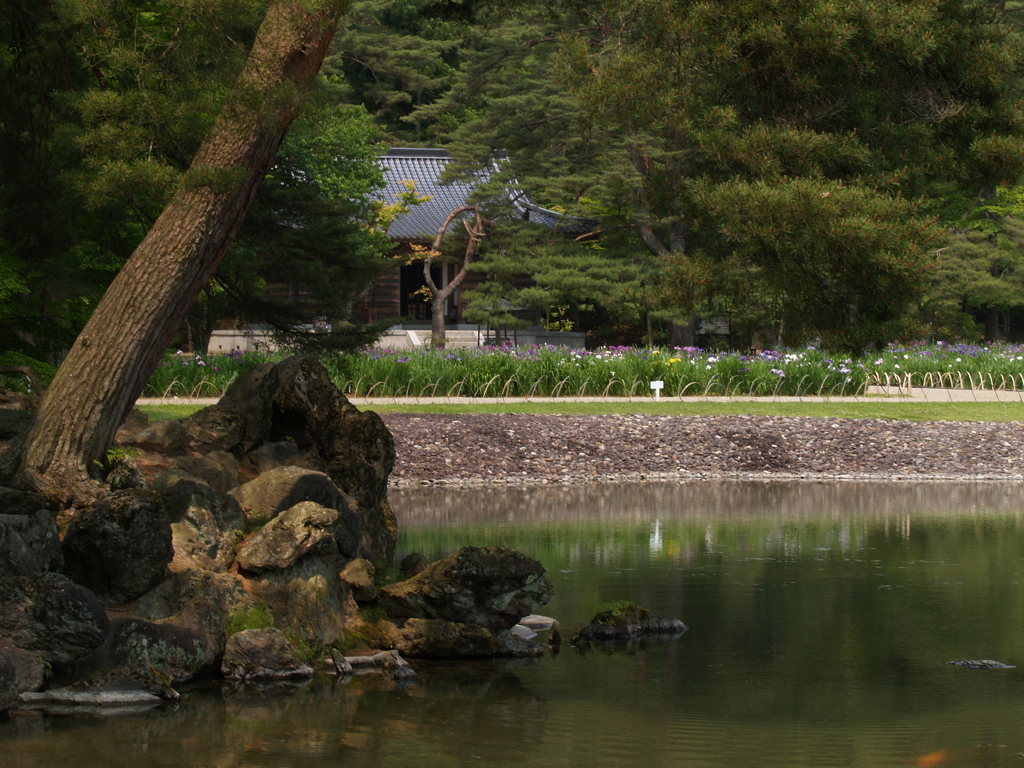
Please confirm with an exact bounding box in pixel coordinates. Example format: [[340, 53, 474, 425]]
[[423, 206, 487, 349], [1, 1, 348, 498]]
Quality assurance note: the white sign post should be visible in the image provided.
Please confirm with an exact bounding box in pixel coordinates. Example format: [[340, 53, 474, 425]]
[[650, 380, 664, 401]]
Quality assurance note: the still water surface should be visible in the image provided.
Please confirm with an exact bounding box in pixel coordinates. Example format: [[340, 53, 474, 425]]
[[6, 481, 1024, 768]]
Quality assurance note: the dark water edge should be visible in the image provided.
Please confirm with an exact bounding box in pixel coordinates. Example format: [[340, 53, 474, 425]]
[[5, 480, 1024, 768]]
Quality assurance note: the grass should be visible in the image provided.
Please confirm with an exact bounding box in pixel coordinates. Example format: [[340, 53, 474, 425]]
[[136, 399, 1024, 422]]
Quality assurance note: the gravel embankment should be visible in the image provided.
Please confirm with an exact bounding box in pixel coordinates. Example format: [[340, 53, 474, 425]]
[[379, 413, 1024, 486]]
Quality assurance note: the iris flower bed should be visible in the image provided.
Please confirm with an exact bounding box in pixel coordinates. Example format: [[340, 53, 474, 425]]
[[138, 341, 1024, 398]]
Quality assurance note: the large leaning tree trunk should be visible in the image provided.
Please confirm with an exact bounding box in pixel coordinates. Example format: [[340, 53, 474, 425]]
[[423, 206, 488, 349], [0, 0, 349, 502]]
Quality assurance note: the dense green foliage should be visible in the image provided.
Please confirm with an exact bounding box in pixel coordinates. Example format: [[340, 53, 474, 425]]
[[381, 0, 1024, 349], [5, 0, 1024, 374], [0, 0, 399, 371]]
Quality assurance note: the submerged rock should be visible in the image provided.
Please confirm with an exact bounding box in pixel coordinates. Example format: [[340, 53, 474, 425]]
[[570, 602, 687, 644], [946, 659, 1016, 669]]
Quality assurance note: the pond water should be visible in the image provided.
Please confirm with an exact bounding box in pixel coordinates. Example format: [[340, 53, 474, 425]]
[[5, 480, 1024, 768]]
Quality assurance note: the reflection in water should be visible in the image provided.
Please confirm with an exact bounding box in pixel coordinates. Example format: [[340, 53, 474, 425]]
[[5, 481, 1024, 768]]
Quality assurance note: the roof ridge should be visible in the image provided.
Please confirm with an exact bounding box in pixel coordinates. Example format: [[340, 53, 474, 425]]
[[385, 147, 453, 159]]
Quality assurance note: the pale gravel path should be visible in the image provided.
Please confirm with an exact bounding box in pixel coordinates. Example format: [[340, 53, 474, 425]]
[[379, 413, 1024, 487]]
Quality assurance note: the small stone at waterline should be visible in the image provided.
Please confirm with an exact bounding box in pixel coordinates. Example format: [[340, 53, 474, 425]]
[[946, 659, 1015, 669]]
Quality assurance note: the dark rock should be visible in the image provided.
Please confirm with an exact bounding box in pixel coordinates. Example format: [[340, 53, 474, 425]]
[[387, 618, 499, 658], [221, 628, 313, 681], [160, 478, 245, 571], [62, 489, 174, 607], [0, 644, 45, 693], [330, 648, 353, 676], [127, 567, 258, 626], [117, 415, 189, 456], [180, 363, 277, 456], [236, 502, 339, 573], [377, 546, 554, 633], [81, 618, 212, 685], [123, 568, 260, 674], [495, 630, 548, 657], [104, 453, 148, 491], [0, 409, 33, 440], [0, 652, 17, 713], [248, 441, 299, 473], [169, 450, 240, 493], [571, 614, 688, 643], [339, 558, 377, 603], [0, 509, 63, 577], [399, 552, 430, 579], [0, 573, 110, 664], [0, 487, 51, 516]]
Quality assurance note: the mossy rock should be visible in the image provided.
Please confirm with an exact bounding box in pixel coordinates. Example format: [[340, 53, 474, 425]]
[[591, 601, 651, 628]]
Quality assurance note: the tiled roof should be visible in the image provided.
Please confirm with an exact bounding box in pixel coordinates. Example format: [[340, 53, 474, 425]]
[[378, 148, 594, 241]]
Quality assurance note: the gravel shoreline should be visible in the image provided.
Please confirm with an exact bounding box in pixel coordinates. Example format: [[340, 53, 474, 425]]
[[380, 412, 1024, 487]]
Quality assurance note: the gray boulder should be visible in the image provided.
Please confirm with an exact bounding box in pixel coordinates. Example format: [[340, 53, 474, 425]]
[[169, 450, 240, 493], [378, 546, 555, 633], [221, 628, 313, 681], [160, 478, 246, 572], [0, 644, 45, 693], [236, 502, 339, 573], [62, 489, 174, 606], [0, 509, 63, 577], [0, 573, 109, 664]]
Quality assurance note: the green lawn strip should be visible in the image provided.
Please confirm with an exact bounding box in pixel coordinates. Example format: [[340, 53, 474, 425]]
[[137, 404, 203, 421], [136, 400, 1023, 422]]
